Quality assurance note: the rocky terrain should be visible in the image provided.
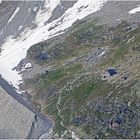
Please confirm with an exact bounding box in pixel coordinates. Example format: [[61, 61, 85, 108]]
[[1, 0, 140, 139]]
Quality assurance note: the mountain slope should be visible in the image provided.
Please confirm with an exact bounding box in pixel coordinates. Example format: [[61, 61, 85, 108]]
[[21, 1, 140, 138], [0, 0, 107, 91], [1, 0, 140, 139]]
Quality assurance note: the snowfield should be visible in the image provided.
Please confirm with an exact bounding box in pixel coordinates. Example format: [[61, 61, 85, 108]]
[[128, 6, 140, 15], [0, 0, 107, 92]]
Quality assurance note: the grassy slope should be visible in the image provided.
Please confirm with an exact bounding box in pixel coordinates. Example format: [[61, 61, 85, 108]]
[[26, 20, 140, 138]]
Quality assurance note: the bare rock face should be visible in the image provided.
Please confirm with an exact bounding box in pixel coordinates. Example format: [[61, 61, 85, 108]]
[[0, 86, 52, 139]]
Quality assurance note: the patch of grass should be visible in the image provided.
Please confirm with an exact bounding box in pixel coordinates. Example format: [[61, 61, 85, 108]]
[[101, 45, 129, 67], [114, 47, 128, 59], [70, 80, 98, 103], [54, 115, 65, 136], [49, 64, 81, 80], [83, 124, 92, 135], [47, 69, 66, 82], [59, 76, 115, 108], [35, 63, 82, 95], [56, 77, 117, 128], [107, 129, 126, 139], [62, 108, 72, 126]]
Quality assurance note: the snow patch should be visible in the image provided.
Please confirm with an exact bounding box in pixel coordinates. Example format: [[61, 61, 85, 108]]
[[18, 25, 23, 30], [99, 51, 105, 57], [28, 8, 31, 12], [25, 63, 32, 69], [21, 63, 32, 72], [33, 7, 38, 12], [128, 7, 140, 15], [8, 7, 20, 24], [0, 30, 3, 35]]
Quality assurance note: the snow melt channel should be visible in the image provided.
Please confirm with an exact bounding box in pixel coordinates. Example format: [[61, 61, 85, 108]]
[[0, 0, 107, 92], [8, 7, 20, 24]]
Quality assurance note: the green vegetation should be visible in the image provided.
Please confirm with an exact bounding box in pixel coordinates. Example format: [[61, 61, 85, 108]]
[[114, 47, 128, 59], [62, 78, 112, 104], [46, 64, 81, 82], [34, 64, 82, 98], [26, 20, 140, 138]]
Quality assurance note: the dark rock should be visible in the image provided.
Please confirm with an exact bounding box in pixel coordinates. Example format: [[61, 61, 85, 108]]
[[35, 53, 49, 61], [74, 116, 87, 126], [123, 76, 128, 80], [115, 115, 123, 125], [107, 69, 117, 76]]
